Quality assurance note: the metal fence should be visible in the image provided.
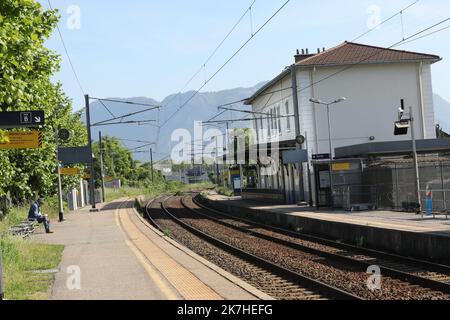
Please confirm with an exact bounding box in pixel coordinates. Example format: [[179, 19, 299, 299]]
[[332, 159, 450, 212]]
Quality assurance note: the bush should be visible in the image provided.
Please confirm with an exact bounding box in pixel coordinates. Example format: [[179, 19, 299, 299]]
[[216, 186, 234, 197]]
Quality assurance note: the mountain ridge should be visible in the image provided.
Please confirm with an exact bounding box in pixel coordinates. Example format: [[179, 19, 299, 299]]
[[85, 86, 450, 162]]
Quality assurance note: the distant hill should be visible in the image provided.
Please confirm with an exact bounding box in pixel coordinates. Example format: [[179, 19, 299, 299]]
[[434, 94, 450, 133], [82, 87, 450, 162]]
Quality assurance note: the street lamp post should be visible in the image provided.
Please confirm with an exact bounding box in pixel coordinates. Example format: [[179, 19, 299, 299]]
[[309, 97, 347, 209]]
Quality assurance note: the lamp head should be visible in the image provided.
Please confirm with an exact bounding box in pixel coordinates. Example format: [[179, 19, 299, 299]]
[[309, 98, 322, 104], [334, 97, 347, 103]]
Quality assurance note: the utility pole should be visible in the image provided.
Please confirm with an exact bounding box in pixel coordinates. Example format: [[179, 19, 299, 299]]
[[305, 131, 314, 207], [150, 147, 154, 183], [395, 100, 422, 213], [215, 137, 220, 185], [99, 131, 106, 203], [290, 64, 305, 202], [55, 128, 64, 222], [85, 94, 97, 211]]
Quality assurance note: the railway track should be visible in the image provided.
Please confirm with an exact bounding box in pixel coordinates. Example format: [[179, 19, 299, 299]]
[[190, 195, 450, 293], [158, 195, 450, 300], [144, 197, 360, 300]]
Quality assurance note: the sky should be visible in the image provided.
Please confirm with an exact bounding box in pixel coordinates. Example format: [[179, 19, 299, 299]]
[[39, 0, 450, 111]]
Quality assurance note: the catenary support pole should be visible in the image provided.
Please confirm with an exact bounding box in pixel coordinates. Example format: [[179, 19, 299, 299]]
[[327, 104, 335, 209], [99, 131, 106, 203], [290, 64, 305, 202], [305, 131, 314, 207], [85, 94, 97, 211]]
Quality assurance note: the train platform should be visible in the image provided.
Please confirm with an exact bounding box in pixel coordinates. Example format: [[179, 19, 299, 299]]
[[33, 199, 268, 300], [204, 194, 450, 263]]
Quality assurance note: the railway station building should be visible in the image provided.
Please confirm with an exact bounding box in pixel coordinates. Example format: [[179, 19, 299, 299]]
[[241, 41, 448, 208]]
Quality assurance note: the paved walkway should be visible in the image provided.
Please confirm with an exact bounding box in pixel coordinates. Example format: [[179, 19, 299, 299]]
[[33, 199, 265, 300], [208, 194, 450, 237]]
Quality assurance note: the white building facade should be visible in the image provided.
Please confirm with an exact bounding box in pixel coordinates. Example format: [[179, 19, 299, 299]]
[[245, 42, 441, 205]]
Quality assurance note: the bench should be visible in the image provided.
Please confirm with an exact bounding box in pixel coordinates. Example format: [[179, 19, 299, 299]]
[[9, 220, 38, 238]]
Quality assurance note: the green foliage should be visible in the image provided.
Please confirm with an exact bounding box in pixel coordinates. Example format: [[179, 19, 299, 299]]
[[216, 186, 234, 197], [0, 0, 87, 202], [92, 136, 165, 189]]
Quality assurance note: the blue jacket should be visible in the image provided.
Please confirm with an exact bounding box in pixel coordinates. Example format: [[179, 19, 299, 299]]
[[28, 202, 42, 220]]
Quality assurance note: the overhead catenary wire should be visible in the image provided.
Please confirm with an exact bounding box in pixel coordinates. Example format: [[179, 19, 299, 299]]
[[160, 0, 291, 128], [162, 0, 258, 111], [89, 97, 161, 108], [242, 17, 450, 114], [47, 0, 85, 96], [351, 0, 419, 42]]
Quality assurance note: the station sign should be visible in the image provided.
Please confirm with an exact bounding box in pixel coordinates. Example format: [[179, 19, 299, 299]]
[[58, 146, 91, 164], [282, 149, 308, 164], [312, 153, 330, 160], [59, 167, 80, 176], [0, 111, 45, 128], [0, 131, 42, 150]]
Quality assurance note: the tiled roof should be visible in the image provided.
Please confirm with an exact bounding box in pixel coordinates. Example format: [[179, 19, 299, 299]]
[[296, 41, 441, 67]]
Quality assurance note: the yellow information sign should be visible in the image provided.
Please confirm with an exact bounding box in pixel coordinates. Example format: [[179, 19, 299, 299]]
[[332, 163, 351, 171], [59, 168, 80, 176], [0, 131, 42, 150]]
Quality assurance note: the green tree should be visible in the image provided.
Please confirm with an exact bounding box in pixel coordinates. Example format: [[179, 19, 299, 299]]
[[92, 136, 163, 189], [0, 0, 87, 202]]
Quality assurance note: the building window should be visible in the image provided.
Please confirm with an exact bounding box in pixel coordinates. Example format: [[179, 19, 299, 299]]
[[285, 101, 291, 131], [277, 105, 281, 135], [270, 109, 274, 133]]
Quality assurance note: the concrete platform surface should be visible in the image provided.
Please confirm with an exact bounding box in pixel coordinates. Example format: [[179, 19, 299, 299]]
[[33, 199, 264, 300], [208, 194, 450, 237]]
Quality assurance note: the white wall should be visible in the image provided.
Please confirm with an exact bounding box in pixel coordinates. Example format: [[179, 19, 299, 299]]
[[252, 62, 436, 153], [420, 63, 437, 139], [305, 62, 434, 155]]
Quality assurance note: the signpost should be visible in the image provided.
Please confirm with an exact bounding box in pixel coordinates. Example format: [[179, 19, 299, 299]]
[[0, 111, 45, 128], [59, 167, 80, 175], [0, 131, 42, 150]]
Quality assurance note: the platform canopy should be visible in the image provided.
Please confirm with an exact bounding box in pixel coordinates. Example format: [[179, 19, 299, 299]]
[[335, 139, 450, 159]]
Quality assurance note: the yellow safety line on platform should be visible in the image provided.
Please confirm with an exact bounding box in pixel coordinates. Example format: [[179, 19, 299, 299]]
[[115, 205, 179, 300], [117, 203, 222, 300]]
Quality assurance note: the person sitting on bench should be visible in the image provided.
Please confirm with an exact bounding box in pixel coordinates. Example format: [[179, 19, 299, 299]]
[[28, 198, 53, 234]]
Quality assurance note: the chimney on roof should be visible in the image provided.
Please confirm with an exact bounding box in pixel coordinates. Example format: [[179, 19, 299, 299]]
[[322, 47, 326, 52], [317, 48, 320, 54], [294, 47, 316, 63]]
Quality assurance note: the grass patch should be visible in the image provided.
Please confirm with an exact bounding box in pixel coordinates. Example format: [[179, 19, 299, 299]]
[[105, 186, 144, 202], [1, 235, 64, 300], [216, 186, 234, 197]]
